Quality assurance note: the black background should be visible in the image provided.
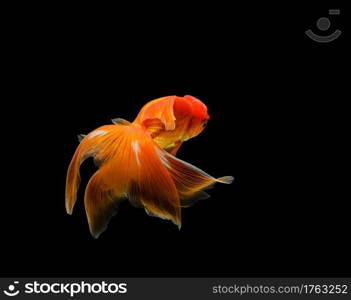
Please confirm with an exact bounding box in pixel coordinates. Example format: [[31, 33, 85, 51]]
[[2, 3, 348, 277]]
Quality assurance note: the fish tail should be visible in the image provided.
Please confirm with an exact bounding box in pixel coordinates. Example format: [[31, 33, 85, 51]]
[[157, 151, 233, 207], [65, 150, 81, 215], [65, 125, 116, 215], [85, 125, 182, 237], [66, 122, 233, 237], [67, 123, 182, 237], [84, 169, 127, 238]]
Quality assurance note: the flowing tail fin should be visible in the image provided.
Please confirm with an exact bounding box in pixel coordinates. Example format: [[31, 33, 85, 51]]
[[66, 123, 233, 238], [66, 123, 182, 238], [65, 125, 118, 215], [159, 151, 234, 207]]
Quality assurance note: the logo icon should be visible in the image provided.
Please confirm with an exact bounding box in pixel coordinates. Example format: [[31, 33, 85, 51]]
[[3, 281, 20, 297], [306, 9, 342, 43]]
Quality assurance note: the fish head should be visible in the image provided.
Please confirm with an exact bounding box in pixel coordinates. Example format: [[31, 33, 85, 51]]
[[181, 95, 210, 140]]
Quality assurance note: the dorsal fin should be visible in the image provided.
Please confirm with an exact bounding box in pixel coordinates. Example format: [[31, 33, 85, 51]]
[[77, 134, 86, 143], [111, 118, 131, 125]]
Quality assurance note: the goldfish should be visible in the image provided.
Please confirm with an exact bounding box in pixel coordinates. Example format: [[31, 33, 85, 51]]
[[66, 95, 233, 238]]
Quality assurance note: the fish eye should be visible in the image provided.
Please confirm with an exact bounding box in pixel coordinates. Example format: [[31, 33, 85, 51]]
[[202, 121, 208, 128]]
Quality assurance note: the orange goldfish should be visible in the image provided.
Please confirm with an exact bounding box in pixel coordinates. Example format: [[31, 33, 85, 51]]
[[66, 95, 233, 238]]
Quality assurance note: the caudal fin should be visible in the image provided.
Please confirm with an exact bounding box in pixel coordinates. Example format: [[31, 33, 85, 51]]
[[66, 123, 233, 237], [65, 124, 119, 215], [157, 151, 233, 208], [67, 123, 182, 237], [84, 170, 127, 238]]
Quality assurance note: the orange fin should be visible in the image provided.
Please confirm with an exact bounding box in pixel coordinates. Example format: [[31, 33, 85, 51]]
[[65, 125, 120, 215], [85, 129, 182, 235], [180, 190, 210, 208], [158, 151, 234, 207], [127, 140, 181, 228], [84, 169, 127, 238], [67, 121, 232, 237], [67, 123, 182, 237]]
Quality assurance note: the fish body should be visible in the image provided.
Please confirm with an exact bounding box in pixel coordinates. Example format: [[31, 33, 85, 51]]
[[66, 95, 233, 238]]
